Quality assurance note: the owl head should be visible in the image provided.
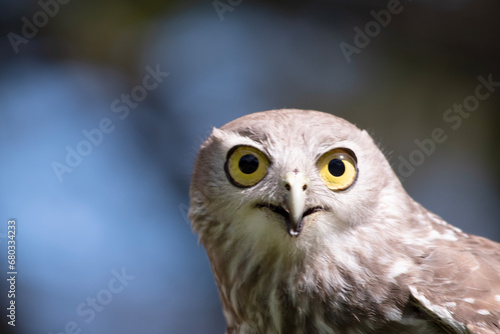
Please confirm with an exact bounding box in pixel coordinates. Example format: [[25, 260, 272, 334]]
[[189, 109, 408, 252]]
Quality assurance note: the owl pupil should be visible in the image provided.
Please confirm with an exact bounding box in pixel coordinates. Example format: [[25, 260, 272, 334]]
[[328, 159, 345, 177], [239, 154, 259, 174]]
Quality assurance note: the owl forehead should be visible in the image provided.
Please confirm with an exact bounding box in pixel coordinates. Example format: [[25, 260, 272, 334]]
[[218, 121, 361, 159], [220, 109, 361, 144]]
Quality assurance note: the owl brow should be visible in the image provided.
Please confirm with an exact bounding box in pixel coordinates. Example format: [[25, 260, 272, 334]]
[[316, 144, 354, 158], [236, 128, 269, 144]]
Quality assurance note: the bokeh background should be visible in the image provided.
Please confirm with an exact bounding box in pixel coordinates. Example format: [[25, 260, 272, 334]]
[[1, 0, 499, 333]]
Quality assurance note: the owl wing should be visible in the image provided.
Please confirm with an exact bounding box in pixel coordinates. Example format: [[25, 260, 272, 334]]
[[408, 231, 500, 334]]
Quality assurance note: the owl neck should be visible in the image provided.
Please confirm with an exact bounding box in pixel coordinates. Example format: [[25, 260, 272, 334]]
[[207, 222, 408, 333]]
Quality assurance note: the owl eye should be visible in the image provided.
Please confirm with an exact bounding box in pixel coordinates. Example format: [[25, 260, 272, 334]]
[[317, 149, 357, 191], [226, 146, 269, 187]]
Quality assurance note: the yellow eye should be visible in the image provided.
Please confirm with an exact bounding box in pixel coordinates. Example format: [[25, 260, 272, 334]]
[[317, 149, 357, 191], [226, 146, 269, 187]]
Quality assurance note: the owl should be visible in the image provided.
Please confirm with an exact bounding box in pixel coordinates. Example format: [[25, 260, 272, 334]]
[[189, 109, 500, 334]]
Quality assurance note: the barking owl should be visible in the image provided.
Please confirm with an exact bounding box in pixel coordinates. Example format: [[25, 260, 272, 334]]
[[189, 109, 500, 334]]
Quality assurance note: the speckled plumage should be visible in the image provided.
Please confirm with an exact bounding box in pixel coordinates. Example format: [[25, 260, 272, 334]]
[[189, 109, 500, 334]]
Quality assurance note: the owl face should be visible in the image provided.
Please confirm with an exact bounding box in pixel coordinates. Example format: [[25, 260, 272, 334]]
[[190, 110, 401, 248]]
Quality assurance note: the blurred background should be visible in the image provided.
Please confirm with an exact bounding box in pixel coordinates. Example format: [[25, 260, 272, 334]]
[[1, 0, 499, 333]]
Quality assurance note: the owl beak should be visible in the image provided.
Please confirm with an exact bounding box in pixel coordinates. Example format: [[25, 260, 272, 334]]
[[283, 172, 308, 236]]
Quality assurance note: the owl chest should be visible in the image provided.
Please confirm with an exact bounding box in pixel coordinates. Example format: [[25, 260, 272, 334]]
[[220, 269, 402, 334]]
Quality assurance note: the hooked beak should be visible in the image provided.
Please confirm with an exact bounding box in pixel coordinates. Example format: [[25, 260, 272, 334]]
[[283, 172, 308, 236], [256, 172, 323, 237]]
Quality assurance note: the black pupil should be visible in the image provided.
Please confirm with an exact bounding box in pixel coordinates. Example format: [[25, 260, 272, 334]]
[[239, 154, 259, 174], [328, 158, 345, 177]]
